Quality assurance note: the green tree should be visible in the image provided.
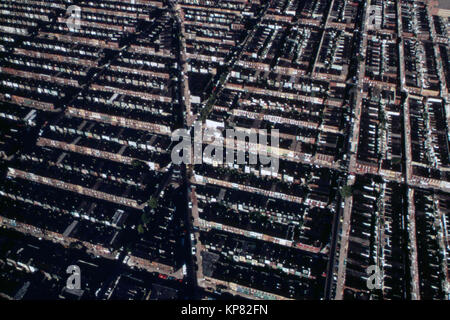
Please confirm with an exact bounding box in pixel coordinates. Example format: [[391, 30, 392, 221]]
[[137, 224, 145, 234], [141, 212, 151, 225], [131, 159, 146, 169], [147, 196, 158, 209], [340, 185, 353, 198]]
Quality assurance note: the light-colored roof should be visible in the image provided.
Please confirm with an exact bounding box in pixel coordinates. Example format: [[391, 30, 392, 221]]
[[438, 0, 450, 10]]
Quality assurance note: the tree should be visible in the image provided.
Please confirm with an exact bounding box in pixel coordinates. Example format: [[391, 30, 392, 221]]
[[340, 185, 353, 198], [137, 224, 145, 234], [141, 212, 151, 225], [131, 159, 141, 167], [131, 159, 146, 169], [147, 196, 158, 209]]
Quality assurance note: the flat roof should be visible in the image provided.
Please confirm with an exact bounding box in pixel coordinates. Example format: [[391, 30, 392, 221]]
[[438, 0, 450, 10]]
